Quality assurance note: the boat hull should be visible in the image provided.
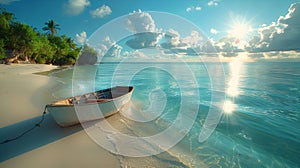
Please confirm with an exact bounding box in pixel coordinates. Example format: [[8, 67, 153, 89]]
[[47, 86, 133, 127]]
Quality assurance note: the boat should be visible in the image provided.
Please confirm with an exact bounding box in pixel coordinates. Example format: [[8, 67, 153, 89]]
[[47, 86, 134, 127]]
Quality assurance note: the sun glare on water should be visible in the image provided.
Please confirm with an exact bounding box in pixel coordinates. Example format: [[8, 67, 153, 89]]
[[226, 59, 243, 97], [223, 100, 236, 114]]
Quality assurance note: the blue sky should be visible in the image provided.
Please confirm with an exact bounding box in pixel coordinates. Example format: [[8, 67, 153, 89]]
[[1, 0, 300, 61]]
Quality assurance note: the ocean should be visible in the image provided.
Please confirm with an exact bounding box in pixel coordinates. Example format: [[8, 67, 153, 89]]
[[50, 61, 300, 167]]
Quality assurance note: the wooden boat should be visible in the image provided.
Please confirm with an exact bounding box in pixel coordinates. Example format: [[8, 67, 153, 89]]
[[47, 86, 134, 127]]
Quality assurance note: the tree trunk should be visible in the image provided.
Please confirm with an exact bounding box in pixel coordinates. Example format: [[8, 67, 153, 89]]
[[7, 55, 18, 63], [7, 50, 19, 63]]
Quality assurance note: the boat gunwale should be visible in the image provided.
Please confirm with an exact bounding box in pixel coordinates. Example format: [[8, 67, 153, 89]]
[[47, 86, 134, 108]]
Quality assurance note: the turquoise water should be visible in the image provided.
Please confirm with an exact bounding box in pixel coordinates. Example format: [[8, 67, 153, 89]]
[[52, 62, 300, 167]]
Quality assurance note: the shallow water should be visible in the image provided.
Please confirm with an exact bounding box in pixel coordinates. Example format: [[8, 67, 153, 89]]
[[51, 61, 300, 167]]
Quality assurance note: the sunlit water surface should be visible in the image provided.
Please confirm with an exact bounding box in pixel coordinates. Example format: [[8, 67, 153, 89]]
[[51, 62, 300, 167]]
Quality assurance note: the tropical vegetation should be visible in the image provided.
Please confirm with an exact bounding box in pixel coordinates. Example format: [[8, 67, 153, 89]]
[[0, 8, 97, 65]]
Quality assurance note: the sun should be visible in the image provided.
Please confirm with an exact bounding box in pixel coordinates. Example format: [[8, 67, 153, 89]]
[[229, 22, 252, 40]]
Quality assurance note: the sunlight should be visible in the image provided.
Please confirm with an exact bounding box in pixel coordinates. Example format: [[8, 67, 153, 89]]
[[226, 59, 243, 97], [224, 58, 244, 114], [229, 22, 252, 41], [223, 100, 236, 114]]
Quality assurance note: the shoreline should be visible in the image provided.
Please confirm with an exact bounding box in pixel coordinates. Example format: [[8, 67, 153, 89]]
[[0, 64, 191, 168], [0, 64, 120, 168]]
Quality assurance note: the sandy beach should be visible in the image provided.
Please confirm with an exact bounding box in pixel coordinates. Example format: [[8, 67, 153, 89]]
[[0, 64, 190, 168], [0, 64, 59, 128], [0, 64, 120, 168]]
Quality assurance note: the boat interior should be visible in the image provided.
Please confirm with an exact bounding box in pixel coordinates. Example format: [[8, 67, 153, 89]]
[[51, 86, 133, 106]]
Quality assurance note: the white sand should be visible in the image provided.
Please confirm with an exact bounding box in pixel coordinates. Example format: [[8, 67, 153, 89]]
[[0, 64, 189, 168], [0, 64, 58, 127], [0, 131, 120, 168], [0, 64, 120, 168]]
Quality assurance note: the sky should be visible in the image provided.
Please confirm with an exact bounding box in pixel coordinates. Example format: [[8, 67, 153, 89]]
[[1, 0, 300, 61]]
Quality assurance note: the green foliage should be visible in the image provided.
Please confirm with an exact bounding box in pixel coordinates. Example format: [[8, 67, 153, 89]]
[[33, 34, 55, 63], [0, 8, 14, 53], [0, 8, 81, 65], [49, 35, 80, 65], [0, 39, 5, 59], [7, 22, 37, 61], [0, 8, 14, 34]]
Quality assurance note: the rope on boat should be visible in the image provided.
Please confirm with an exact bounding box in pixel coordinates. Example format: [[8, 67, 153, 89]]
[[0, 105, 48, 145]]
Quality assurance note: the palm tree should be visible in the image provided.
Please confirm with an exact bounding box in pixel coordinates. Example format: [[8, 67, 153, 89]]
[[42, 20, 60, 37]]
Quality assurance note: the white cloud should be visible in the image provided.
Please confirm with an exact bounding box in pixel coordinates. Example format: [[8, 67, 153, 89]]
[[247, 2, 300, 52], [195, 6, 202, 11], [208, 0, 219, 6], [124, 10, 162, 49], [215, 37, 235, 51], [161, 29, 189, 53], [0, 0, 19, 4], [90, 4, 112, 18], [210, 28, 218, 34], [75, 31, 87, 44], [95, 36, 122, 58], [125, 9, 157, 33], [65, 0, 90, 16], [211, 36, 245, 56], [186, 6, 202, 12], [161, 30, 210, 55], [123, 50, 147, 58], [182, 31, 205, 49], [165, 29, 181, 46], [186, 7, 192, 12]]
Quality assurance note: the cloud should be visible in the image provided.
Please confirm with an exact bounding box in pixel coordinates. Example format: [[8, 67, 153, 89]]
[[161, 29, 189, 53], [125, 10, 157, 33], [123, 50, 147, 58], [124, 10, 162, 49], [210, 28, 218, 34], [181, 31, 205, 49], [94, 36, 122, 58], [65, 0, 90, 16], [90, 4, 112, 18], [164, 29, 181, 46], [247, 52, 264, 59], [126, 32, 162, 49], [75, 31, 87, 44], [247, 51, 300, 60], [0, 0, 19, 4], [161, 30, 211, 55], [105, 43, 122, 57], [208, 0, 219, 6], [201, 39, 217, 53], [247, 2, 300, 52], [213, 36, 245, 56], [186, 6, 202, 12], [186, 7, 192, 12], [195, 6, 202, 11]]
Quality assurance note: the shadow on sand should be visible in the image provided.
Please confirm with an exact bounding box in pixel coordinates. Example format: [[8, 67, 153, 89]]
[[0, 114, 83, 162]]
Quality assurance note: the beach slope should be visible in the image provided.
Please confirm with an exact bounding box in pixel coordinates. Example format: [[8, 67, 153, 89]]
[[0, 64, 120, 167]]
